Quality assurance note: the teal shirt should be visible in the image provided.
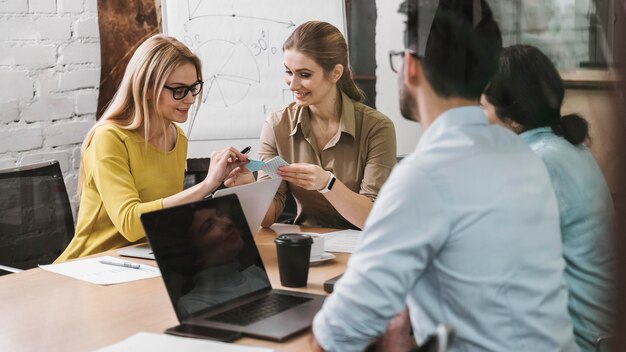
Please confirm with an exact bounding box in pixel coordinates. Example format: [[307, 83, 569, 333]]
[[521, 127, 615, 351]]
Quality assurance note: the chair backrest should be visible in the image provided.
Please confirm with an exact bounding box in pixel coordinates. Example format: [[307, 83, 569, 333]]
[[184, 157, 210, 189], [0, 160, 74, 271], [595, 333, 614, 352]]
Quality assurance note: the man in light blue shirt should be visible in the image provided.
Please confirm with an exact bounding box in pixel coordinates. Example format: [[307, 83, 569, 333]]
[[312, 1, 578, 351]]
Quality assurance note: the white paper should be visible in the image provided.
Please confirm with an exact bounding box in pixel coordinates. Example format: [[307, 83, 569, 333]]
[[39, 256, 160, 285], [95, 332, 276, 352], [269, 223, 303, 235], [322, 229, 362, 253]]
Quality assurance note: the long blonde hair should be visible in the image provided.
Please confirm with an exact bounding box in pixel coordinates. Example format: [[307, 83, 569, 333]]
[[78, 34, 203, 191]]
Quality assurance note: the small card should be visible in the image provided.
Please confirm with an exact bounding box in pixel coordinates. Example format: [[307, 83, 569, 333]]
[[262, 156, 289, 178], [244, 156, 289, 178], [244, 159, 266, 172]]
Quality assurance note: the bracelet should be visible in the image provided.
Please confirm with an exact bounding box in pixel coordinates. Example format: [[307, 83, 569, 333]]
[[318, 172, 336, 194]]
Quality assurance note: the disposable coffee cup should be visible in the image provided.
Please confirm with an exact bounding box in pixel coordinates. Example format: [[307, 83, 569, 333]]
[[274, 233, 313, 287]]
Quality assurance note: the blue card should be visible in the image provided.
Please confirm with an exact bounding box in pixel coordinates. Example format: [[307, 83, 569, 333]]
[[244, 159, 266, 172]]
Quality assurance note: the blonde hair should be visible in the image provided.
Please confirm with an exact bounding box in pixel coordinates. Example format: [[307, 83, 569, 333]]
[[78, 34, 203, 191], [283, 21, 364, 102]]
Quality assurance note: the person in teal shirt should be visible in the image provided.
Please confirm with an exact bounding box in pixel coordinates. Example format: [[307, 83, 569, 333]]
[[482, 44, 616, 351]]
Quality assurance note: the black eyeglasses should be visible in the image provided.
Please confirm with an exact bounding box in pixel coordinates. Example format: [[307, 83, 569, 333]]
[[163, 80, 203, 100], [388, 49, 420, 73]]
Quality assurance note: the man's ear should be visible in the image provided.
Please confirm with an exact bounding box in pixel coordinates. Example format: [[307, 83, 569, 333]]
[[331, 64, 344, 83], [403, 53, 421, 85], [508, 119, 524, 133]]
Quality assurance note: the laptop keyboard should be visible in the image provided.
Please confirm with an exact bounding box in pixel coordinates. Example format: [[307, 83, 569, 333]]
[[206, 293, 311, 326]]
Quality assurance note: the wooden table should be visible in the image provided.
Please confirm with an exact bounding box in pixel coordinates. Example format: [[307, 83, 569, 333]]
[[0, 225, 347, 352]]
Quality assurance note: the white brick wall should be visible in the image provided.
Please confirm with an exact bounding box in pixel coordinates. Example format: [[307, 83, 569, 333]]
[[0, 3, 101, 218], [0, 43, 57, 68], [0, 100, 19, 124], [29, 0, 56, 14], [0, 0, 27, 13]]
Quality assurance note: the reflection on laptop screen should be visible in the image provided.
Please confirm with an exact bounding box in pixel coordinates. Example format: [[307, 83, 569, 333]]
[[140, 194, 271, 321]]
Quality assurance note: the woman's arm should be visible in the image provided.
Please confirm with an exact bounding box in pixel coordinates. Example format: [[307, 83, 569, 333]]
[[276, 118, 397, 229], [260, 200, 278, 228], [323, 175, 373, 229], [276, 164, 372, 229], [162, 147, 249, 208], [90, 127, 165, 242], [257, 115, 289, 226]]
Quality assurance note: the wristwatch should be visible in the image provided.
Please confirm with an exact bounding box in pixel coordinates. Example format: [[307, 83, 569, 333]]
[[318, 172, 336, 194]]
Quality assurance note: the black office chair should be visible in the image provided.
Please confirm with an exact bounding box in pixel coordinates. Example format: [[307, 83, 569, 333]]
[[184, 157, 259, 190], [184, 157, 211, 189], [595, 333, 614, 352], [277, 189, 297, 224], [0, 160, 74, 275]]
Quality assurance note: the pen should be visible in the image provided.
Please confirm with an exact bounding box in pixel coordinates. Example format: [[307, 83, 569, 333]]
[[240, 146, 251, 154], [99, 259, 141, 269]]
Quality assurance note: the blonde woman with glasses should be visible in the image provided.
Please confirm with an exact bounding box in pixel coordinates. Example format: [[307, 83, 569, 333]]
[[56, 34, 248, 262]]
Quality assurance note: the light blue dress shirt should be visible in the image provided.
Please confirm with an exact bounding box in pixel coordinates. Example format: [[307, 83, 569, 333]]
[[520, 127, 615, 351], [313, 107, 578, 352]]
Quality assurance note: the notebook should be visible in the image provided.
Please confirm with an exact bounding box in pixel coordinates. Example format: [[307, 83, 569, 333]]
[[140, 194, 325, 341], [118, 179, 281, 260], [117, 243, 154, 260]]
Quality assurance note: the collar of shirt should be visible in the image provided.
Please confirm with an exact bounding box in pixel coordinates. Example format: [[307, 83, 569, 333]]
[[416, 105, 487, 152], [288, 91, 356, 145], [519, 126, 553, 145]]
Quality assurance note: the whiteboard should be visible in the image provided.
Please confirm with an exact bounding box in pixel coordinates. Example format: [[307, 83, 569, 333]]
[[162, 0, 346, 149]]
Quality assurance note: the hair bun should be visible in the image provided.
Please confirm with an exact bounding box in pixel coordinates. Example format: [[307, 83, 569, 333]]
[[557, 113, 589, 145]]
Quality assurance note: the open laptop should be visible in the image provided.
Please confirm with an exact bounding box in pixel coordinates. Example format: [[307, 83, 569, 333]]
[[118, 179, 281, 260], [140, 194, 325, 341]]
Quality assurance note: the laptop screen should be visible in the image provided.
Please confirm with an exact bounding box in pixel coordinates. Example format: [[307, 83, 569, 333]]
[[140, 194, 271, 321]]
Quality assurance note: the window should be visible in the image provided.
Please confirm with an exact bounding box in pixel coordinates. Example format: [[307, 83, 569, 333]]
[[490, 0, 616, 71]]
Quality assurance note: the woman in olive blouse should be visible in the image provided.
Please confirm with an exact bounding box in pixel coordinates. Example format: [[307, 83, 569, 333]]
[[232, 21, 397, 230]]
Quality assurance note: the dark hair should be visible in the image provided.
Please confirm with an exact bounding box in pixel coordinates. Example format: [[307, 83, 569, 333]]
[[483, 45, 589, 145], [283, 20, 365, 102], [400, 0, 502, 100]]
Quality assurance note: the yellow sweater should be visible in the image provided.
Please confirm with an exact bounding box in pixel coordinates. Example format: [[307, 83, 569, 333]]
[[56, 123, 187, 262]]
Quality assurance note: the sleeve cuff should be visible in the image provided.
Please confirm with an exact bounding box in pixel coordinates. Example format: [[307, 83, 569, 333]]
[[312, 303, 372, 352]]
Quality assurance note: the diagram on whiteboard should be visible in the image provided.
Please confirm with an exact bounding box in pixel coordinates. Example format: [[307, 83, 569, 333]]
[[163, 0, 346, 142], [195, 39, 259, 108]]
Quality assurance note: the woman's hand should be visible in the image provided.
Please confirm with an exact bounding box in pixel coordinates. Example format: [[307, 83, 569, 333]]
[[277, 163, 330, 191], [204, 147, 249, 189], [224, 166, 255, 187], [163, 147, 250, 208]]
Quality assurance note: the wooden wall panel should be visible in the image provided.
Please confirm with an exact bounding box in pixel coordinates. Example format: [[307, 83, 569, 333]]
[[563, 88, 625, 196], [96, 0, 162, 118]]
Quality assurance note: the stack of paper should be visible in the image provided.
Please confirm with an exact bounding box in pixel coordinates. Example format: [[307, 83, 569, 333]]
[[322, 229, 362, 253]]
